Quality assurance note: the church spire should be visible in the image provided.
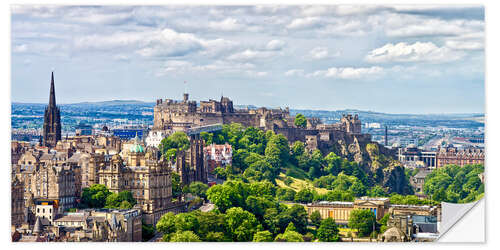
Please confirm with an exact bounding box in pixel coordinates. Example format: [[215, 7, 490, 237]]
[[43, 71, 61, 148], [49, 71, 56, 107]]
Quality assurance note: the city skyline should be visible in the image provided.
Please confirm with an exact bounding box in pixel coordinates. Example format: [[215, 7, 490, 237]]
[[11, 5, 484, 114]]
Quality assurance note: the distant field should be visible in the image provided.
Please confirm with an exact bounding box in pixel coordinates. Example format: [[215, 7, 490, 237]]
[[460, 116, 484, 123]]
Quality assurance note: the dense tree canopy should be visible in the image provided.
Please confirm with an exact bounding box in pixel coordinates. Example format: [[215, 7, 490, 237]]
[[81, 184, 112, 208], [294, 113, 307, 128], [317, 218, 340, 242], [309, 210, 322, 228], [348, 209, 376, 237], [159, 131, 190, 160], [225, 207, 263, 241], [253, 230, 273, 242], [184, 181, 209, 200], [104, 190, 136, 209], [424, 164, 484, 203]]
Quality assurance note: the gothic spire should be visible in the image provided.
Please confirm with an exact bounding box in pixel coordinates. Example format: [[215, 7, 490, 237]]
[[49, 71, 56, 108]]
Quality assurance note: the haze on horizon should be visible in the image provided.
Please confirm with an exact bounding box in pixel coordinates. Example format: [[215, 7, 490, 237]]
[[11, 5, 485, 114]]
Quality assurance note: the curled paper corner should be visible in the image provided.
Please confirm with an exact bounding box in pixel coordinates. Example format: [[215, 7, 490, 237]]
[[437, 198, 485, 242]]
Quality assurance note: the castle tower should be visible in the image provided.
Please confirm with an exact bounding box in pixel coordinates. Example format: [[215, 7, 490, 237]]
[[42, 72, 62, 148]]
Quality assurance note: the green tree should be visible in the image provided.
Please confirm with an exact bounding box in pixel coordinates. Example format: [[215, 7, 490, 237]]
[[206, 181, 247, 213], [81, 184, 111, 208], [185, 181, 209, 200], [294, 113, 307, 128], [423, 164, 484, 203], [119, 200, 133, 209], [276, 188, 296, 201], [105, 190, 137, 209], [317, 218, 340, 242], [279, 204, 308, 234], [274, 222, 304, 242], [294, 188, 316, 203], [348, 209, 376, 237], [170, 172, 182, 198], [200, 132, 214, 145], [205, 231, 227, 242], [291, 141, 305, 165], [224, 207, 263, 241], [169, 231, 201, 242], [156, 212, 176, 235], [196, 211, 226, 241], [367, 185, 387, 197], [245, 195, 276, 220], [142, 222, 156, 242], [309, 210, 322, 228], [253, 230, 273, 242], [324, 152, 341, 175], [175, 212, 200, 232], [159, 131, 190, 159], [378, 213, 390, 233]]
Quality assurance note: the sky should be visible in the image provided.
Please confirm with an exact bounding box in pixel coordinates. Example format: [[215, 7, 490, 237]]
[[10, 5, 484, 114]]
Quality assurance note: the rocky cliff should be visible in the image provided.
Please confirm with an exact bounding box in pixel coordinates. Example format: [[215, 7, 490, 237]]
[[329, 136, 413, 195]]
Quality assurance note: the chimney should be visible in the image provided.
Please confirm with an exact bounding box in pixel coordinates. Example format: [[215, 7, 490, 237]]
[[385, 125, 388, 146]]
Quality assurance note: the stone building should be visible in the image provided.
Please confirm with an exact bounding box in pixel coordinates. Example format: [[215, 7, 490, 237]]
[[436, 145, 484, 168], [15, 208, 142, 242], [398, 145, 437, 169], [14, 150, 78, 215], [410, 170, 431, 194], [96, 137, 173, 225], [11, 176, 25, 227], [153, 93, 375, 159], [52, 209, 142, 242], [11, 141, 29, 165], [34, 199, 57, 226], [153, 93, 290, 131], [204, 143, 232, 174], [32, 165, 77, 214], [174, 137, 208, 185], [306, 197, 439, 226], [42, 72, 62, 148]]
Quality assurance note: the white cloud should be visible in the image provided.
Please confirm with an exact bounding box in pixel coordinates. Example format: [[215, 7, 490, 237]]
[[445, 40, 483, 50], [365, 42, 464, 63], [384, 15, 483, 38], [227, 49, 275, 61], [265, 40, 286, 51], [156, 60, 257, 77], [284, 69, 305, 77], [308, 47, 340, 60], [286, 17, 321, 30], [246, 71, 269, 77], [13, 44, 28, 53], [307, 66, 383, 79], [208, 18, 243, 31], [74, 28, 236, 59], [135, 28, 204, 57]]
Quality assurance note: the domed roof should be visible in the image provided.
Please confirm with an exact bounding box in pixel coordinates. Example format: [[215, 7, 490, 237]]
[[383, 226, 406, 242], [130, 132, 144, 153], [130, 144, 144, 153]]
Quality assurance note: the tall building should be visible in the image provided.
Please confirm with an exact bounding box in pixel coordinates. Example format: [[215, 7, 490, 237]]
[[436, 145, 484, 168], [42, 72, 61, 148]]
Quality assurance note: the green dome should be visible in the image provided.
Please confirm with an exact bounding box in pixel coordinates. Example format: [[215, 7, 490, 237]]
[[130, 144, 144, 153]]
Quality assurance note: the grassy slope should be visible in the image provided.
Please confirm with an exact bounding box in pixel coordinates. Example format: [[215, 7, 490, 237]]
[[275, 173, 330, 195]]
